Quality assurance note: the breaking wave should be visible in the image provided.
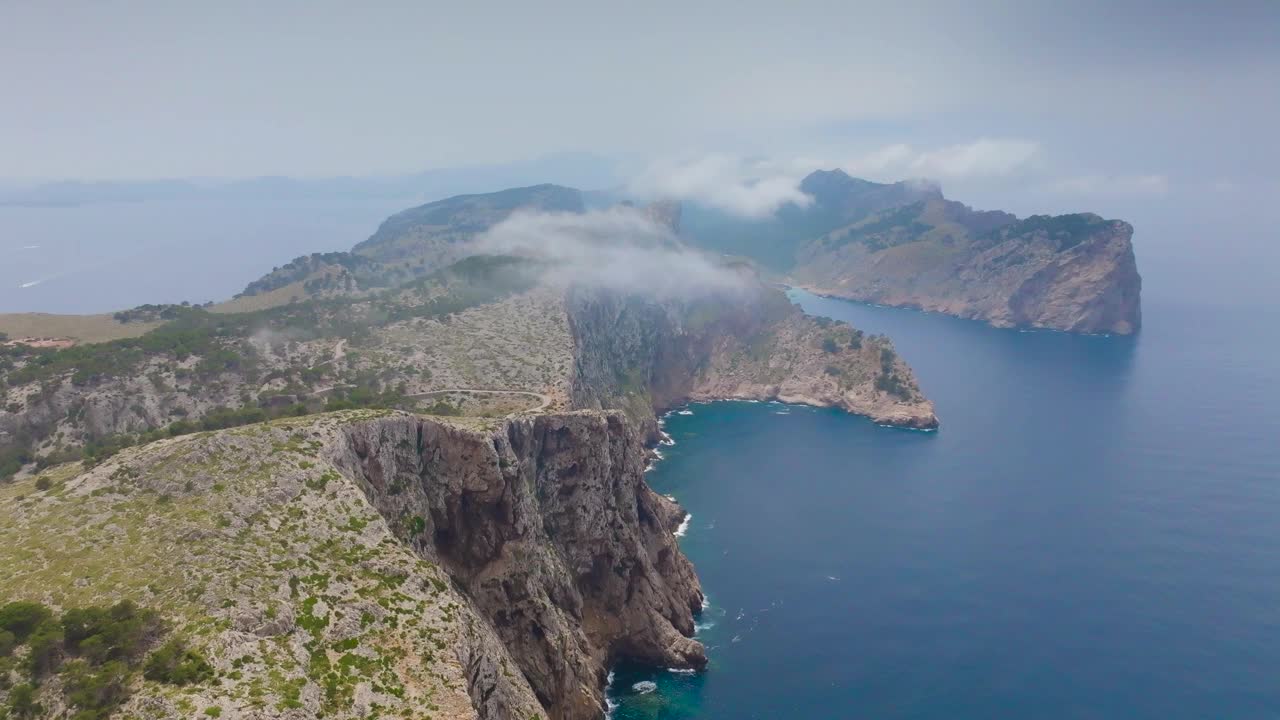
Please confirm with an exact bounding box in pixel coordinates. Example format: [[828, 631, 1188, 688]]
[[674, 513, 692, 538]]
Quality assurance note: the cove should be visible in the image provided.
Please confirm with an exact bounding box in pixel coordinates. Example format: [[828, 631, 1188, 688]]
[[608, 290, 1280, 719]]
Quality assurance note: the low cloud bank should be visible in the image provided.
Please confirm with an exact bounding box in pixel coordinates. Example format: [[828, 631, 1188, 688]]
[[629, 140, 1043, 218], [628, 154, 814, 218], [844, 139, 1042, 181], [474, 206, 748, 296], [1047, 173, 1169, 196]]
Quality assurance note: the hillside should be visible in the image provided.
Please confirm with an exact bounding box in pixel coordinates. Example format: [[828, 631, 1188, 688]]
[[0, 409, 701, 720], [354, 184, 584, 266], [0, 186, 937, 719], [791, 194, 1142, 334]]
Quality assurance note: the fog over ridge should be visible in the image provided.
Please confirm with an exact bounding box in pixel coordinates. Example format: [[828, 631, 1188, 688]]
[[474, 206, 750, 297]]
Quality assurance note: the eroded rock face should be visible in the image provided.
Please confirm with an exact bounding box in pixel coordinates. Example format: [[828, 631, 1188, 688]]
[[794, 208, 1142, 335], [329, 412, 704, 720], [567, 286, 938, 432]]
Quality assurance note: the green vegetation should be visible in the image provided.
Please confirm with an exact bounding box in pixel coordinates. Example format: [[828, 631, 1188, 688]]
[[848, 328, 864, 350], [0, 600, 208, 720], [143, 638, 214, 685], [2, 306, 257, 388], [837, 202, 935, 252], [985, 213, 1106, 251], [240, 251, 383, 297], [874, 345, 912, 400], [112, 303, 206, 324]]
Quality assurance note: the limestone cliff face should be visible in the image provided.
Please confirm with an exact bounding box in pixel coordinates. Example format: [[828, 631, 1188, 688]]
[[792, 201, 1142, 335], [330, 411, 704, 720], [566, 285, 938, 431]]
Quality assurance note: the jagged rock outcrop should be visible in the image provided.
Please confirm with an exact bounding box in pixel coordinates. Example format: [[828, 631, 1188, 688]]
[[331, 411, 705, 720], [566, 285, 938, 432]]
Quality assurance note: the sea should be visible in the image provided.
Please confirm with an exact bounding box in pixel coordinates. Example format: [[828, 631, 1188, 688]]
[[607, 289, 1280, 719]]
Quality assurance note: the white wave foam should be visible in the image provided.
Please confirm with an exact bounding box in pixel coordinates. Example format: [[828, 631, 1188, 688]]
[[22, 245, 40, 250], [632, 680, 657, 694], [667, 667, 697, 675], [603, 670, 618, 719], [659, 430, 675, 446], [18, 279, 42, 288], [694, 620, 715, 633], [663, 493, 677, 501], [676, 409, 693, 416], [674, 513, 692, 538]]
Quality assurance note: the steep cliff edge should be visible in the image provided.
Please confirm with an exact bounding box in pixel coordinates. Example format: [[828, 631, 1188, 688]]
[[332, 411, 704, 720], [0, 410, 701, 720], [567, 285, 938, 432]]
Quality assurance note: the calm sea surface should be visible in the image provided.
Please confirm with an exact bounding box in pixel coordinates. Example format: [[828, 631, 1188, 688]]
[[609, 290, 1280, 719]]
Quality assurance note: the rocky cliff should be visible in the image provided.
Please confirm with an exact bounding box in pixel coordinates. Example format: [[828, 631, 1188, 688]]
[[333, 411, 704, 720], [0, 410, 701, 720], [567, 284, 938, 432]]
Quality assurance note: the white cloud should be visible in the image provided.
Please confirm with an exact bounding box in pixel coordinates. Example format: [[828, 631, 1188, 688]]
[[1048, 174, 1170, 196], [474, 206, 748, 297], [844, 139, 1042, 181], [628, 155, 814, 218]]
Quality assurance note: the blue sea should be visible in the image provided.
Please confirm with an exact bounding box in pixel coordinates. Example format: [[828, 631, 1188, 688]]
[[608, 290, 1280, 719]]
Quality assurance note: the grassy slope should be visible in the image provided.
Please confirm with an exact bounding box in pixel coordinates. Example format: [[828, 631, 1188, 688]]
[[0, 411, 521, 719], [0, 314, 159, 344]]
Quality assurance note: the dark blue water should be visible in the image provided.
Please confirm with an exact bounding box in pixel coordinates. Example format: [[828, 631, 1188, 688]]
[[609, 291, 1280, 719]]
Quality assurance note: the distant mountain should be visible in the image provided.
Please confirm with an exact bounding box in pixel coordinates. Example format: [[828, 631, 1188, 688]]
[[681, 169, 1142, 334], [354, 183, 584, 264], [0, 152, 617, 208]]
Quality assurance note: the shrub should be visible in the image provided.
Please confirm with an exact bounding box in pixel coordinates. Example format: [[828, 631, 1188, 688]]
[[0, 602, 53, 642], [62, 658, 131, 720], [6, 682, 40, 717], [821, 337, 839, 353], [0, 629, 15, 656], [25, 621, 64, 678], [33, 476, 51, 491], [143, 638, 213, 685], [61, 600, 161, 665]]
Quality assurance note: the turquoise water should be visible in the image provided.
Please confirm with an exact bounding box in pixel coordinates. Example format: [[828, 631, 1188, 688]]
[[608, 291, 1280, 719]]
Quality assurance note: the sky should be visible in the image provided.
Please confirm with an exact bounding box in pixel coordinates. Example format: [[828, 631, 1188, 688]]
[[2, 0, 1279, 306]]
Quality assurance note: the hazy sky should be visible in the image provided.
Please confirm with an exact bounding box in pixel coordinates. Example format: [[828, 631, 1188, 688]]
[[3, 1, 1275, 181], [3, 1, 1279, 305]]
